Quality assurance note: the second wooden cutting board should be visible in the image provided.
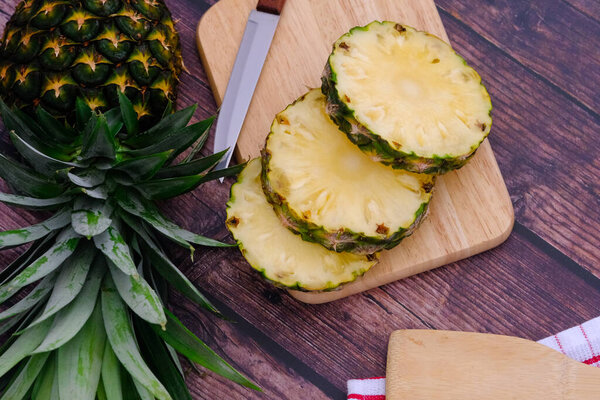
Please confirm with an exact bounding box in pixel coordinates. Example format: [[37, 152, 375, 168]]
[[197, 0, 514, 303]]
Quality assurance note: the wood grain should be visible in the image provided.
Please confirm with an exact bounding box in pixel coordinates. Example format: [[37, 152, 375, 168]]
[[171, 211, 600, 391], [169, 292, 331, 400], [436, 10, 600, 276], [436, 0, 600, 114], [197, 0, 514, 303], [0, 0, 599, 398], [563, 0, 600, 22], [386, 330, 600, 399]]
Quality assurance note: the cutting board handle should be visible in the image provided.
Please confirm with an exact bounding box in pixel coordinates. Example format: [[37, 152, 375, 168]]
[[257, 0, 286, 15]]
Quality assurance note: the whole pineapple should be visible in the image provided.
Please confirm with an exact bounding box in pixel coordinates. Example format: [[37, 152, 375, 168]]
[[0, 95, 258, 399], [0, 0, 182, 127]]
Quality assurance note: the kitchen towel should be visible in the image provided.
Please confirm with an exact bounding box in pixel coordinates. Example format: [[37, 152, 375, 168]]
[[348, 316, 600, 399]]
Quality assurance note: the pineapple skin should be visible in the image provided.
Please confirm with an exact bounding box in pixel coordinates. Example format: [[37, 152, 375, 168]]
[[0, 0, 182, 126], [259, 93, 434, 255], [321, 23, 492, 175]]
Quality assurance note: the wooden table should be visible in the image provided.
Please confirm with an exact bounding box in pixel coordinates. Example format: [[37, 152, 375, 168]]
[[0, 0, 599, 399]]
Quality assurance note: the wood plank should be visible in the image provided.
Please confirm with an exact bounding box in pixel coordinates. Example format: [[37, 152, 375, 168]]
[[562, 0, 600, 22], [197, 0, 514, 303], [0, 0, 599, 397], [436, 0, 600, 113], [435, 11, 600, 276], [165, 187, 600, 390], [170, 292, 332, 400]]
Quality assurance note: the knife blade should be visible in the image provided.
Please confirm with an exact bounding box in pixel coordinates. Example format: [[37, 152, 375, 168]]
[[213, 0, 286, 181]]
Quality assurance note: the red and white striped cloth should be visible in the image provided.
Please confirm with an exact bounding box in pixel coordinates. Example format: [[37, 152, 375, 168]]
[[348, 317, 600, 399]]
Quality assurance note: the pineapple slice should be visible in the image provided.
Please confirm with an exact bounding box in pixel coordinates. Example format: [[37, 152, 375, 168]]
[[227, 159, 377, 291], [322, 21, 492, 174], [261, 90, 434, 254]]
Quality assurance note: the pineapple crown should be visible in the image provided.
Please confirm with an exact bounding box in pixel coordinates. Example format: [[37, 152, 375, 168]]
[[0, 94, 258, 398]]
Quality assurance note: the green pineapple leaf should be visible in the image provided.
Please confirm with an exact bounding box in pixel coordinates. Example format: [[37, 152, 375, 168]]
[[134, 316, 192, 400], [0, 352, 50, 400], [190, 163, 245, 183], [0, 235, 57, 285], [97, 379, 108, 400], [80, 115, 116, 161], [113, 151, 173, 181], [0, 100, 73, 157], [67, 168, 106, 188], [83, 185, 110, 200], [104, 108, 124, 137], [101, 275, 172, 400], [9, 131, 80, 176], [101, 342, 123, 400], [0, 91, 260, 396], [119, 373, 141, 400], [153, 309, 260, 391], [93, 223, 138, 277], [108, 261, 166, 326], [118, 91, 139, 137], [0, 228, 80, 305], [75, 98, 93, 131], [117, 192, 191, 251], [35, 107, 77, 144], [122, 213, 220, 316], [125, 105, 197, 148], [0, 318, 53, 376], [0, 209, 70, 248], [32, 257, 104, 353], [135, 174, 212, 200], [133, 378, 154, 400], [0, 154, 65, 199], [126, 117, 213, 162], [57, 301, 105, 400], [0, 274, 54, 322], [157, 149, 227, 179], [0, 300, 46, 352], [0, 313, 25, 336], [26, 243, 94, 328], [181, 124, 212, 163], [161, 101, 174, 119], [0, 192, 73, 210], [118, 192, 233, 249], [30, 353, 57, 400], [71, 196, 114, 238]]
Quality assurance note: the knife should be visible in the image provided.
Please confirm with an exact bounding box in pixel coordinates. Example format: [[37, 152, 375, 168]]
[[213, 0, 287, 181]]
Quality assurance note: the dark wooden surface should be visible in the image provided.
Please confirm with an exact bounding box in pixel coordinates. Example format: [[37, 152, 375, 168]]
[[1, 0, 599, 399]]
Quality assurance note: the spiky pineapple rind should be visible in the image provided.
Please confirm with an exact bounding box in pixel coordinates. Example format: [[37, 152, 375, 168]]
[[0, 0, 183, 126], [322, 22, 492, 175]]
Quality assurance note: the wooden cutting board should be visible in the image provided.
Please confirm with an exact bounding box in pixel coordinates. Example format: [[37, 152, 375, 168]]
[[196, 0, 514, 303], [386, 330, 600, 399]]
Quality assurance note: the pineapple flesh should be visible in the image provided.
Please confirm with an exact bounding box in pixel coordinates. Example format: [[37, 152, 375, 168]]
[[227, 159, 377, 291], [322, 21, 492, 174], [0, 0, 182, 127], [261, 89, 434, 254]]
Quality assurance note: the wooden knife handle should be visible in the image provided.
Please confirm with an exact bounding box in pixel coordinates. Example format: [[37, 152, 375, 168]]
[[257, 0, 286, 15]]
